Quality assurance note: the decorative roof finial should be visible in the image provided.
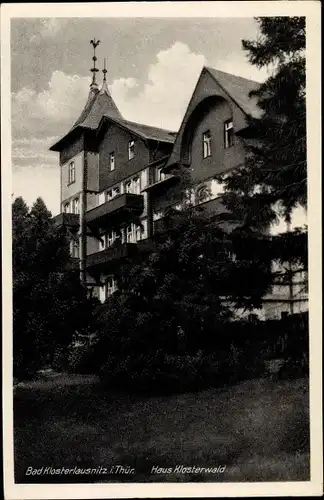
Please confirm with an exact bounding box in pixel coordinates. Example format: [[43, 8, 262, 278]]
[[100, 57, 109, 94], [90, 38, 101, 90], [103, 58, 107, 82]]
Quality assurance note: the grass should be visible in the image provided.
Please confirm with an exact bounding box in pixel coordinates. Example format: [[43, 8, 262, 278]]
[[14, 373, 310, 483]]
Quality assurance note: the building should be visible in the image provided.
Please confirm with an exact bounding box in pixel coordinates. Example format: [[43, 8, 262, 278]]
[[51, 42, 308, 319]]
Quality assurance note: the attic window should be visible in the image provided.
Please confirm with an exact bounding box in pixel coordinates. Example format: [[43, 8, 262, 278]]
[[224, 120, 234, 148], [109, 152, 115, 171], [128, 140, 135, 160], [68, 161, 75, 184], [203, 131, 212, 158]]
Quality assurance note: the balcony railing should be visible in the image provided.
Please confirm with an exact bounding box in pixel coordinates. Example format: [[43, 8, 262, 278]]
[[52, 212, 79, 229], [86, 242, 138, 269], [85, 193, 144, 228], [86, 238, 155, 271], [153, 196, 230, 235], [142, 174, 179, 192]]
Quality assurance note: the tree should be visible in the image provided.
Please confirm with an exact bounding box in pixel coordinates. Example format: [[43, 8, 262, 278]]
[[217, 17, 307, 292], [12, 197, 93, 380], [96, 199, 273, 364]]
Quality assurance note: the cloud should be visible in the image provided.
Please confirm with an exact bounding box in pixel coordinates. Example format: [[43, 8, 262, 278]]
[[12, 137, 58, 168], [11, 42, 206, 141], [30, 19, 66, 42], [12, 71, 90, 139], [110, 42, 206, 130]]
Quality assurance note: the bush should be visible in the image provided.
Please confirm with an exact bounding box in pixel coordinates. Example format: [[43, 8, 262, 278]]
[[68, 344, 98, 374], [97, 313, 308, 394], [278, 354, 309, 380], [99, 351, 202, 394], [98, 348, 263, 395], [51, 346, 70, 371]]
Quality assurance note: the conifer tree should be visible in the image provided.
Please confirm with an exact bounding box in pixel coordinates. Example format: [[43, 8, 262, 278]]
[[12, 197, 92, 379], [217, 17, 307, 282]]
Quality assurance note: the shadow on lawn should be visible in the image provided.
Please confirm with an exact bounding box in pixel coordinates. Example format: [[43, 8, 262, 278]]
[[14, 373, 310, 483]]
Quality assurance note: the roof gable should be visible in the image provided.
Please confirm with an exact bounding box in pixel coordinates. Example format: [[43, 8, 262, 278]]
[[50, 88, 123, 151], [72, 88, 123, 130], [205, 67, 262, 119], [165, 66, 262, 168]]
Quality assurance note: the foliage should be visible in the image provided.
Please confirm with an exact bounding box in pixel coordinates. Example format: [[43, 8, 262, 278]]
[[67, 343, 98, 374], [95, 204, 274, 368], [98, 312, 307, 394], [217, 17, 307, 278], [12, 196, 95, 380]]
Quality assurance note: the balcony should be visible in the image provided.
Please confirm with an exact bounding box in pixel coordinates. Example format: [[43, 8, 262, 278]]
[[152, 197, 231, 235], [142, 174, 179, 193], [86, 239, 155, 272], [85, 193, 144, 229], [86, 242, 138, 270], [52, 212, 79, 230]]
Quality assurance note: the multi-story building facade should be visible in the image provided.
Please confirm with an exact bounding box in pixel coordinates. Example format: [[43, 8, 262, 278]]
[[51, 48, 308, 319]]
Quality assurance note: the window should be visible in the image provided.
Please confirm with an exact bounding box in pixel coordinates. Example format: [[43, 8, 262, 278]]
[[109, 152, 115, 171], [141, 220, 148, 239], [124, 181, 132, 194], [106, 190, 113, 202], [105, 231, 115, 247], [99, 233, 105, 251], [72, 197, 79, 214], [126, 224, 134, 243], [135, 225, 142, 242], [133, 176, 140, 194], [113, 187, 120, 197], [157, 168, 166, 182], [114, 228, 122, 244], [63, 202, 70, 213], [203, 131, 212, 158], [224, 120, 234, 148], [105, 278, 117, 298], [71, 238, 80, 259], [196, 184, 210, 204], [128, 140, 135, 160], [68, 161, 75, 184], [141, 169, 148, 190]]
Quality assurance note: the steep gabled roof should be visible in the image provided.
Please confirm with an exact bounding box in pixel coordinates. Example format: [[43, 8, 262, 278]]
[[72, 88, 123, 130], [50, 87, 123, 151], [98, 115, 176, 144], [164, 66, 263, 169], [205, 67, 262, 119]]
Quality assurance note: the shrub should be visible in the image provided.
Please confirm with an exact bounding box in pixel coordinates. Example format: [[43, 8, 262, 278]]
[[278, 354, 309, 380], [68, 344, 98, 374], [99, 351, 203, 394], [98, 349, 261, 395], [51, 346, 70, 371]]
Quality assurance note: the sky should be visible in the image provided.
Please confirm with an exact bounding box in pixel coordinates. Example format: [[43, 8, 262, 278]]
[[11, 17, 269, 215]]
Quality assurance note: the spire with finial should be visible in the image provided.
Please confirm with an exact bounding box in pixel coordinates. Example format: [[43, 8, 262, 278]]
[[100, 57, 109, 94], [90, 38, 101, 91]]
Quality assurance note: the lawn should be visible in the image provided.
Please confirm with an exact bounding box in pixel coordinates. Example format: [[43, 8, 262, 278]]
[[14, 373, 310, 483]]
